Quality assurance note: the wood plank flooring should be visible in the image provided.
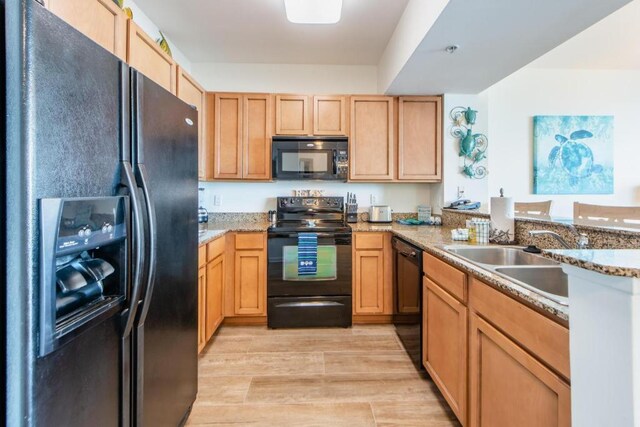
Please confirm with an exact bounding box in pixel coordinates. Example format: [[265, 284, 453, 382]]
[[187, 325, 460, 426]]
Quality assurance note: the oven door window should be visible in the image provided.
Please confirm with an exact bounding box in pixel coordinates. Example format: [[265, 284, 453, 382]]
[[282, 245, 337, 281]]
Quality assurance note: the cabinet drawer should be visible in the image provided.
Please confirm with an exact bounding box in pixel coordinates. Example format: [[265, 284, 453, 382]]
[[198, 245, 207, 268], [354, 233, 385, 250], [469, 277, 570, 379], [423, 252, 466, 302], [207, 236, 225, 262], [235, 233, 265, 250]]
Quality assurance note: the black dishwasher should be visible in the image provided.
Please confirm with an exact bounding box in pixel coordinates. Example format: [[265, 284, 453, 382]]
[[392, 236, 423, 368]]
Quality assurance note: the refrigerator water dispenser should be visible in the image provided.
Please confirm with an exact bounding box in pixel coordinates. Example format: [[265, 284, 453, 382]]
[[39, 197, 128, 356]]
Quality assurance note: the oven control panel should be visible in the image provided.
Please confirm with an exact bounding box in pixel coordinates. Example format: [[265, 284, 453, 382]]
[[278, 197, 344, 210]]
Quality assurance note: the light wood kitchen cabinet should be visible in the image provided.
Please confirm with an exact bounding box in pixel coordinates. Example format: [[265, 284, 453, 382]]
[[313, 96, 348, 136], [243, 94, 272, 180], [213, 93, 272, 180], [469, 313, 571, 427], [205, 252, 224, 341], [197, 265, 206, 353], [398, 96, 442, 181], [422, 252, 571, 426], [233, 233, 267, 316], [176, 67, 210, 180], [349, 96, 395, 181], [422, 277, 467, 423], [127, 20, 176, 94], [352, 233, 393, 316], [274, 95, 310, 135], [45, 0, 127, 60], [213, 93, 243, 179]]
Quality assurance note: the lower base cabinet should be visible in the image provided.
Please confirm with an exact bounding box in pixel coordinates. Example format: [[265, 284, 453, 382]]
[[198, 237, 226, 353], [205, 253, 224, 341], [469, 313, 571, 427], [422, 252, 571, 426], [422, 277, 467, 423], [197, 266, 207, 353]]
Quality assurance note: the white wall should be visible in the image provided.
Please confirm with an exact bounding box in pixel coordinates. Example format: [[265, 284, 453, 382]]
[[199, 181, 432, 213], [125, 0, 192, 72], [191, 63, 377, 94], [485, 68, 640, 218]]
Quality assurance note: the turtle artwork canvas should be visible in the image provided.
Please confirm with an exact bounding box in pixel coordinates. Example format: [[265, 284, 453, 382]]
[[533, 115, 614, 195]]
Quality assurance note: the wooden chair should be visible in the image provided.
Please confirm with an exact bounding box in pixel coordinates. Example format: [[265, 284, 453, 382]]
[[514, 200, 552, 217], [573, 202, 640, 228]]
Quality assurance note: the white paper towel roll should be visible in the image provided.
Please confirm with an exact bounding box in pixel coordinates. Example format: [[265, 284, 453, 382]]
[[491, 196, 515, 242]]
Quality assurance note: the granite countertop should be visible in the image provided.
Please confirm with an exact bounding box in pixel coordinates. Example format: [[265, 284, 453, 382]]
[[197, 219, 571, 321], [198, 220, 272, 245], [543, 249, 640, 278]]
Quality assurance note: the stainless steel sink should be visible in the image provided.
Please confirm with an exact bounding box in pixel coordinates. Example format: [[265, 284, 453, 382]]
[[443, 245, 567, 305], [495, 267, 568, 302], [446, 247, 558, 266]]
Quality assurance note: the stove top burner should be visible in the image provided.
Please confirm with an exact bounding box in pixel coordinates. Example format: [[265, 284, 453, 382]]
[[269, 196, 351, 234]]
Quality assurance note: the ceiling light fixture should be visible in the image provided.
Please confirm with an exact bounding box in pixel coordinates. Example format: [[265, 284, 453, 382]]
[[284, 0, 343, 24]]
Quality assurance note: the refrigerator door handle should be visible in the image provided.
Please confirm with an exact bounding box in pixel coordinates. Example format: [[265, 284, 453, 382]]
[[119, 161, 146, 338], [132, 163, 157, 426], [135, 163, 157, 325]]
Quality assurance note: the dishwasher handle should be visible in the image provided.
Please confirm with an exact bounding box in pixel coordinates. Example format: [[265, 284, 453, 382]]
[[392, 237, 421, 265]]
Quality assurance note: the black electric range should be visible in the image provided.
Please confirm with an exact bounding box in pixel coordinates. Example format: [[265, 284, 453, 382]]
[[267, 197, 352, 328]]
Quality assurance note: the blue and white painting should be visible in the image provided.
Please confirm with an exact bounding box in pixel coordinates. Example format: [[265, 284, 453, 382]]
[[533, 115, 614, 195]]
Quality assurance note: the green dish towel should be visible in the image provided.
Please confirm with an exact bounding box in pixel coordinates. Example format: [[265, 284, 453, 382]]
[[397, 219, 428, 225]]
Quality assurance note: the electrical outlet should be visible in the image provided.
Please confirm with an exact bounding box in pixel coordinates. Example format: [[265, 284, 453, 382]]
[[214, 195, 221, 206], [370, 194, 377, 205]]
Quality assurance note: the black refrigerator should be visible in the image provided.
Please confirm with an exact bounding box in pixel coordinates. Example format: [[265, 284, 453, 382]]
[[4, 1, 199, 426]]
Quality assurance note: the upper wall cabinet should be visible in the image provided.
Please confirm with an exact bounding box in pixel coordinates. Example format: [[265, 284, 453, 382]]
[[213, 93, 243, 179], [274, 95, 310, 135], [349, 96, 395, 181], [314, 96, 348, 136], [176, 67, 210, 180], [398, 96, 442, 182], [127, 20, 176, 94], [243, 94, 272, 180], [213, 93, 272, 180], [45, 0, 127, 60]]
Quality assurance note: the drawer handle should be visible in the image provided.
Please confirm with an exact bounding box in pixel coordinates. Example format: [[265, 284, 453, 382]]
[[275, 301, 343, 308]]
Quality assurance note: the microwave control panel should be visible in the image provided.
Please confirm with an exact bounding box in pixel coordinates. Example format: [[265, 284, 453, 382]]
[[336, 149, 349, 177]]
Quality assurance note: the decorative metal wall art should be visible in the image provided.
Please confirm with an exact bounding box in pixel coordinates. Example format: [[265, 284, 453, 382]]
[[450, 106, 488, 179]]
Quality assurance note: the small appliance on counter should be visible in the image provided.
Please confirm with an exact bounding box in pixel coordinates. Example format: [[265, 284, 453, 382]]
[[368, 205, 392, 223], [345, 192, 358, 223], [198, 188, 209, 224]]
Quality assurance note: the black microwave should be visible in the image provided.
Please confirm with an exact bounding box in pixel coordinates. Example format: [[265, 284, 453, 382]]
[[272, 136, 348, 181]]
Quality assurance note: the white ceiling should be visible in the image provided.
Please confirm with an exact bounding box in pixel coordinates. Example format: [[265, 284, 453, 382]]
[[385, 0, 634, 94], [132, 0, 409, 65], [531, 0, 640, 70]]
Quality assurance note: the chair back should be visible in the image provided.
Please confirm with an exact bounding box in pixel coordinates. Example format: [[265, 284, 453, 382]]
[[514, 200, 552, 217], [573, 202, 640, 228]]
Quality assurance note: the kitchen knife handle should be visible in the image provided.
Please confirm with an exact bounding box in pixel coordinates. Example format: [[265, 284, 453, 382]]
[[119, 161, 145, 338], [135, 163, 157, 326]]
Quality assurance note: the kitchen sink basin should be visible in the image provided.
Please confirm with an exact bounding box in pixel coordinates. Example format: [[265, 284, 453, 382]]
[[495, 267, 568, 302], [445, 247, 558, 266]]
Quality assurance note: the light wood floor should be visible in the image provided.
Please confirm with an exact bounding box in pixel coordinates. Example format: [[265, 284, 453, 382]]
[[187, 324, 460, 426]]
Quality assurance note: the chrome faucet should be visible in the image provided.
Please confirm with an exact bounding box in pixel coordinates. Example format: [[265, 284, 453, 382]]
[[529, 229, 589, 249]]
